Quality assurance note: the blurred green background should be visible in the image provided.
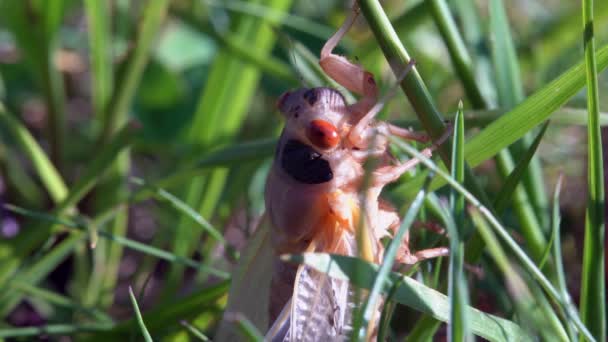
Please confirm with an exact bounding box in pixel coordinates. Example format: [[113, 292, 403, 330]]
[[0, 0, 607, 340]]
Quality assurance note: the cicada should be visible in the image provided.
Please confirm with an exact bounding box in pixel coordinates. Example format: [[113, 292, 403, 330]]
[[217, 4, 450, 342]]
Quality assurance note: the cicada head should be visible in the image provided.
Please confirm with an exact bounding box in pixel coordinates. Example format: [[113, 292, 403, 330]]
[[276, 87, 348, 151]]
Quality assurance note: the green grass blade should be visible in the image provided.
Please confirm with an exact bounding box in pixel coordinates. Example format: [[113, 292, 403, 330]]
[[579, 1, 606, 340], [447, 103, 471, 341], [84, 0, 113, 121], [552, 175, 578, 340], [180, 320, 210, 341], [0, 323, 113, 338], [0, 103, 67, 203], [468, 207, 569, 341], [429, 0, 484, 107], [357, 173, 434, 339], [286, 253, 531, 342], [489, 0, 549, 232], [128, 286, 154, 342], [227, 313, 264, 342], [494, 121, 550, 214], [130, 177, 225, 243], [396, 44, 608, 197]]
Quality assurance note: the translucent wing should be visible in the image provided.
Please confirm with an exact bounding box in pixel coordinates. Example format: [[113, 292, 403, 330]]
[[216, 214, 274, 341]]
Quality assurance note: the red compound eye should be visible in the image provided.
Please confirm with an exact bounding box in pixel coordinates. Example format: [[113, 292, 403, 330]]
[[307, 119, 339, 150]]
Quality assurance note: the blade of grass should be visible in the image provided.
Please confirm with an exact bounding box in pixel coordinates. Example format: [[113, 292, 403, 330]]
[[468, 207, 569, 341], [0, 103, 67, 203], [489, 0, 549, 232], [0, 323, 114, 338], [356, 172, 434, 340], [180, 320, 210, 341], [494, 121, 550, 214], [128, 286, 153, 342], [9, 279, 112, 323], [552, 175, 578, 341], [227, 313, 264, 342], [84, 0, 113, 122], [395, 44, 608, 199], [447, 104, 471, 341], [129, 177, 225, 244], [579, 1, 606, 340], [286, 253, 531, 342]]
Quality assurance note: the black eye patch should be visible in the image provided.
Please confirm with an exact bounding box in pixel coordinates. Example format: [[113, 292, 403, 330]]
[[302, 89, 318, 106], [281, 139, 333, 184]]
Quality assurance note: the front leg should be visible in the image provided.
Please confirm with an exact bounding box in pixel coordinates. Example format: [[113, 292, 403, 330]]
[[319, 4, 378, 118]]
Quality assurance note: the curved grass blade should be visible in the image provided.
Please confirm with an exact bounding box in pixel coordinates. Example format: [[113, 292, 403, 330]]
[[180, 320, 210, 341], [579, 1, 606, 340], [286, 253, 532, 342], [129, 177, 225, 244], [395, 43, 608, 198], [356, 173, 434, 340], [494, 121, 550, 214], [468, 207, 569, 341], [0, 103, 67, 203], [551, 175, 578, 340], [447, 104, 471, 341], [128, 286, 153, 342]]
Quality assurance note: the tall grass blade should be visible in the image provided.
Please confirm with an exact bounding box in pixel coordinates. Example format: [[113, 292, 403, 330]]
[[0, 104, 67, 203], [494, 121, 550, 214], [447, 104, 471, 341], [579, 1, 606, 340], [357, 173, 434, 340], [128, 286, 154, 342]]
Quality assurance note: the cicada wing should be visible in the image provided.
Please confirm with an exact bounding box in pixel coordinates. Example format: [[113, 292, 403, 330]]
[[266, 265, 354, 342], [216, 213, 274, 342], [290, 264, 353, 341]]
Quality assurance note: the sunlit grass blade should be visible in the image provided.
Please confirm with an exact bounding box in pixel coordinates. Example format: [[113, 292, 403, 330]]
[[130, 177, 225, 243], [490, 0, 549, 231], [551, 175, 578, 340], [286, 253, 531, 341], [389, 137, 595, 340], [494, 121, 550, 214], [180, 320, 210, 341], [0, 323, 113, 339], [356, 173, 434, 340], [447, 103, 470, 341], [579, 1, 606, 340], [9, 279, 112, 323], [226, 313, 264, 342], [395, 43, 608, 198], [84, 0, 113, 122], [0, 103, 67, 203], [468, 207, 569, 341], [128, 286, 153, 342]]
